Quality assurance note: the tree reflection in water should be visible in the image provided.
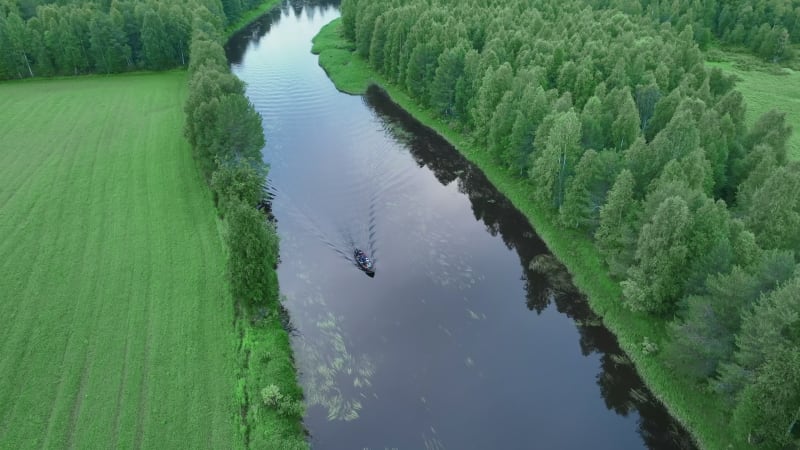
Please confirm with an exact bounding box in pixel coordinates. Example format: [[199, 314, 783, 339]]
[[364, 85, 696, 450]]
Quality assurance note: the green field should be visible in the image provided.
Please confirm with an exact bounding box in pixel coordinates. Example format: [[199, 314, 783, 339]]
[[0, 73, 237, 448], [707, 58, 800, 160]]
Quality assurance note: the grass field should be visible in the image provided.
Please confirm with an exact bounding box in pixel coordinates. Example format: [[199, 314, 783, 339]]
[[0, 73, 237, 449], [706, 53, 800, 160]]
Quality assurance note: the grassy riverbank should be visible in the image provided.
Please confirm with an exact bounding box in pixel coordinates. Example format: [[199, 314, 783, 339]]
[[225, 0, 283, 39], [707, 49, 800, 160], [313, 18, 730, 449], [224, 3, 307, 448], [0, 73, 237, 448]]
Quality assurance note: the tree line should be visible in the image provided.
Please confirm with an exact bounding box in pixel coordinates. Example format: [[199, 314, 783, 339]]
[[0, 0, 262, 79], [182, 10, 306, 447], [342, 0, 798, 447], [593, 0, 799, 62]]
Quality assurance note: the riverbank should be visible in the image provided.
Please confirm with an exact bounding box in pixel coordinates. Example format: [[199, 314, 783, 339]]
[[223, 3, 308, 448], [312, 18, 729, 449], [225, 0, 283, 39]]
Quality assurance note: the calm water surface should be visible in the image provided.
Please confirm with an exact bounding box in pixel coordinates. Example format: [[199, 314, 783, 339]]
[[226, 2, 696, 448]]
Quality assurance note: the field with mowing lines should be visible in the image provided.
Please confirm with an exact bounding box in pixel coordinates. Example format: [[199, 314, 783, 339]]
[[707, 60, 800, 160], [0, 73, 237, 449]]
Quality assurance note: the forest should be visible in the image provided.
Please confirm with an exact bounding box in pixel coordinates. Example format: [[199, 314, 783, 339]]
[[595, 0, 799, 61], [3, 0, 797, 78], [0, 0, 259, 78], [340, 0, 799, 447]]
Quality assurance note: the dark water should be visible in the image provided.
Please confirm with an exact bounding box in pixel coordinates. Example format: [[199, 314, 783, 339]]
[[226, 2, 696, 449]]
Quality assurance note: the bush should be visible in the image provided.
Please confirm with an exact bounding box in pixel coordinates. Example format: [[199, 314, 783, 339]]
[[261, 384, 304, 418]]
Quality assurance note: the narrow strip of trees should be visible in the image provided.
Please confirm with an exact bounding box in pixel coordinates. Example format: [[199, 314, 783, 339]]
[[181, 7, 306, 448], [342, 0, 799, 447]]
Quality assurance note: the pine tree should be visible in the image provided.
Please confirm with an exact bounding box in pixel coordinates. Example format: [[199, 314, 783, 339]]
[[472, 62, 513, 142], [430, 44, 466, 118], [504, 84, 549, 171]]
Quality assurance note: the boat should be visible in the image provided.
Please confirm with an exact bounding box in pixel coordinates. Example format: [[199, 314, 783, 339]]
[[354, 249, 375, 274]]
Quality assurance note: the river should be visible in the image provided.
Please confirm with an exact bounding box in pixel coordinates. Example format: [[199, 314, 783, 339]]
[[225, 2, 696, 448]]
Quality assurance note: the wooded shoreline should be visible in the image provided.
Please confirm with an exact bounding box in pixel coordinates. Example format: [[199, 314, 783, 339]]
[[312, 17, 725, 449]]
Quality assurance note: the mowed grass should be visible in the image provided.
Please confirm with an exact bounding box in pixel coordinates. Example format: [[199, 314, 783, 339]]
[[0, 73, 237, 449], [706, 58, 800, 159]]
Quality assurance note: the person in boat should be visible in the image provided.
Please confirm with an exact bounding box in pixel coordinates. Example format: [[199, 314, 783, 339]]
[[355, 249, 373, 269]]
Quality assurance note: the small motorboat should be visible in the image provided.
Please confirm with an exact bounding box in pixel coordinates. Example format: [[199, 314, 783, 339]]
[[354, 249, 375, 274]]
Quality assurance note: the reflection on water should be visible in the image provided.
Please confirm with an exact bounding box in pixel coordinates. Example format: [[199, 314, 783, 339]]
[[226, 2, 696, 449], [363, 86, 695, 448]]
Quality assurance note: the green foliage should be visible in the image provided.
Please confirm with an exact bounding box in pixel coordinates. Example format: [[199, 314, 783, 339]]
[[664, 250, 796, 382], [623, 196, 692, 315], [640, 336, 659, 355], [0, 0, 237, 79], [430, 44, 466, 118], [724, 273, 800, 385], [261, 384, 305, 418], [529, 109, 582, 208], [743, 164, 800, 255], [744, 109, 793, 158], [560, 149, 620, 231], [731, 346, 800, 449], [636, 106, 700, 192], [226, 198, 278, 307], [212, 93, 266, 160], [473, 62, 513, 141], [595, 169, 637, 278], [183, 61, 248, 177], [504, 84, 549, 170], [609, 87, 640, 151], [211, 158, 267, 215], [89, 11, 131, 73]]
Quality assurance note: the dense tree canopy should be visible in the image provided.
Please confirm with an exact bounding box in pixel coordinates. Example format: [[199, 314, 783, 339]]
[[602, 0, 800, 61], [0, 0, 249, 78]]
